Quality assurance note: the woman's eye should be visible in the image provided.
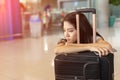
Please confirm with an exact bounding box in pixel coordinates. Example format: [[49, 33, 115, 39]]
[[68, 30, 73, 32]]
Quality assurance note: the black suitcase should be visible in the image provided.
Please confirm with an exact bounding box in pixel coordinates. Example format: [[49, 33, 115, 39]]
[[54, 52, 114, 80], [54, 8, 114, 80]]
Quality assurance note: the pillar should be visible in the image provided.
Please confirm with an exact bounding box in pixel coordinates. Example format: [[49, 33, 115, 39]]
[[96, 0, 109, 28], [0, 0, 22, 40]]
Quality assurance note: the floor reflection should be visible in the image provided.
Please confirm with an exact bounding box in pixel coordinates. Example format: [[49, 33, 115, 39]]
[[0, 21, 120, 80]]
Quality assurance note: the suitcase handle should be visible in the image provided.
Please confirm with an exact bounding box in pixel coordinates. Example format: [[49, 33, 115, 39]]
[[76, 8, 96, 14], [76, 8, 96, 44]]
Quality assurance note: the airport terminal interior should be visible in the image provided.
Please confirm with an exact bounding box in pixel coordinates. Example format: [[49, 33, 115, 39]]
[[0, 0, 120, 80]]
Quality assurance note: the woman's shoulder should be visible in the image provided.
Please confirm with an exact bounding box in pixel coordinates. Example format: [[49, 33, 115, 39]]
[[57, 38, 67, 44], [55, 38, 67, 47]]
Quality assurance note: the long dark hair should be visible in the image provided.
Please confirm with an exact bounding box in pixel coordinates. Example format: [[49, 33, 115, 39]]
[[63, 12, 102, 43]]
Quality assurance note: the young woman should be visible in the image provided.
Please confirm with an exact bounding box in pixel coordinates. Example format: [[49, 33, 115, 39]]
[[54, 12, 113, 57]]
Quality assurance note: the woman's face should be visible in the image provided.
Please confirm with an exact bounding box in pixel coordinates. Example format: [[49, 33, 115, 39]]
[[63, 21, 77, 43]]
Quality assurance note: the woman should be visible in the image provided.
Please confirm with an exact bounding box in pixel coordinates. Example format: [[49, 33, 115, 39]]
[[54, 12, 113, 57]]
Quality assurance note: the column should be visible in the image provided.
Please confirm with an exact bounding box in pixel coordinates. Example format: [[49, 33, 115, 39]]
[[96, 0, 109, 28], [0, 0, 22, 40]]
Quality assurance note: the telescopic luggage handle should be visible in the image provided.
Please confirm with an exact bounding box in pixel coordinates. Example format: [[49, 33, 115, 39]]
[[75, 8, 96, 44], [76, 8, 96, 14]]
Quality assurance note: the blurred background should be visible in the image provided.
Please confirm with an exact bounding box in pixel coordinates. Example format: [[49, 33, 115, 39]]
[[0, 0, 120, 80], [0, 0, 120, 40]]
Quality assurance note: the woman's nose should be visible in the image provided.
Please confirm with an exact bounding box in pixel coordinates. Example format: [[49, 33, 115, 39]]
[[65, 31, 69, 37]]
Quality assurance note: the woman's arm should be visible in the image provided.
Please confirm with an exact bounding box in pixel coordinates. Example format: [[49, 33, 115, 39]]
[[54, 38, 113, 57]]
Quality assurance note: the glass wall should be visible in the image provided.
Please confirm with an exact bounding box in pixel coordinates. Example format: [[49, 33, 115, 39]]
[[110, 4, 120, 19], [58, 0, 89, 11]]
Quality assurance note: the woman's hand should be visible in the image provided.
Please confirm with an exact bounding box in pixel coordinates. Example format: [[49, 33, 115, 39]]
[[89, 38, 113, 57], [88, 44, 113, 57]]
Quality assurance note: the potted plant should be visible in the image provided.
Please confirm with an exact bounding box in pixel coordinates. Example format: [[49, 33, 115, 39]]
[[109, 0, 120, 6], [109, 0, 120, 27]]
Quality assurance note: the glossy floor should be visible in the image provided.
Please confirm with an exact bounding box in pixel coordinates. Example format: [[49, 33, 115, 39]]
[[0, 21, 120, 80]]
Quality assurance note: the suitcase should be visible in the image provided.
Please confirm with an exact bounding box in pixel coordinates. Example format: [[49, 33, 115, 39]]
[[54, 52, 114, 80], [54, 8, 114, 80]]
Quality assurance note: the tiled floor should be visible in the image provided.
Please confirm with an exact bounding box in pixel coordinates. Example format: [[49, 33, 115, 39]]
[[0, 21, 120, 80]]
